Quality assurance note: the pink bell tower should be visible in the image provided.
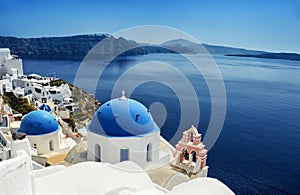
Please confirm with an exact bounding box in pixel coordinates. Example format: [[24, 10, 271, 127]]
[[171, 125, 208, 176]]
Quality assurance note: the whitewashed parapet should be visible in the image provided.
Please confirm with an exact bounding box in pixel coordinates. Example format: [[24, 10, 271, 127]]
[[0, 150, 35, 195]]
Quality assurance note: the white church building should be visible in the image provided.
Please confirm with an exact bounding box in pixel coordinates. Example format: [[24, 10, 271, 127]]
[[87, 91, 170, 169], [17, 109, 70, 155]]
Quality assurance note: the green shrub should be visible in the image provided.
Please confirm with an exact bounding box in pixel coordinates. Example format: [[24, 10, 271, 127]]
[[2, 94, 35, 115], [50, 79, 65, 87]]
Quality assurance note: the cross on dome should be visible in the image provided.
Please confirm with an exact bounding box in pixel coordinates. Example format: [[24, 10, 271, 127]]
[[120, 90, 127, 100]]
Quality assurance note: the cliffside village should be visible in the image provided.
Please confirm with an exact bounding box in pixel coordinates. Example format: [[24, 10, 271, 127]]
[[0, 48, 233, 195]]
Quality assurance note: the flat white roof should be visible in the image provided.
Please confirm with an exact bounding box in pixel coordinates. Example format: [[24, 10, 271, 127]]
[[35, 161, 164, 195]]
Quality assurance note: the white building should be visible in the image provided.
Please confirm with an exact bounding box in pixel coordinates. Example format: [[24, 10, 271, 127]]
[[87, 91, 170, 169], [0, 48, 23, 77], [0, 131, 11, 161], [0, 48, 23, 94], [17, 109, 70, 155], [12, 76, 72, 103], [1, 48, 73, 113]]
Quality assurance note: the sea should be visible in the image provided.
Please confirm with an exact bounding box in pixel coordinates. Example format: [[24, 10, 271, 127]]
[[23, 53, 300, 194]]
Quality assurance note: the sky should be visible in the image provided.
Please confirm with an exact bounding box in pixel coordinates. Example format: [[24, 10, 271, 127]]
[[0, 0, 300, 53]]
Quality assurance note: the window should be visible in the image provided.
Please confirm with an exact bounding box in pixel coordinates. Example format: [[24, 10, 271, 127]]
[[0, 116, 8, 127], [33, 143, 37, 149], [35, 88, 41, 93], [120, 148, 129, 162], [42, 98, 47, 103], [146, 143, 152, 162], [0, 133, 7, 147], [49, 140, 54, 151], [49, 90, 56, 94], [95, 144, 101, 162]]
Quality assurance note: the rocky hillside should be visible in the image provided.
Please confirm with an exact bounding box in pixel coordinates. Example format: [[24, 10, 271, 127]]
[[51, 79, 101, 130], [68, 82, 101, 130]]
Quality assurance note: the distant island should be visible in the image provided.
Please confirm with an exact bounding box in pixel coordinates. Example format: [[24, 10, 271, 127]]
[[0, 34, 299, 61], [225, 53, 300, 61]]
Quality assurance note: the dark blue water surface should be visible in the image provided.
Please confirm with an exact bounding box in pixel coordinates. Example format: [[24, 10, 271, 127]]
[[23, 54, 300, 194]]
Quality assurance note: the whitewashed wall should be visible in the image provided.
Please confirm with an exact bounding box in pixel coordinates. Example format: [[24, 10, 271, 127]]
[[0, 151, 35, 195], [87, 131, 160, 168]]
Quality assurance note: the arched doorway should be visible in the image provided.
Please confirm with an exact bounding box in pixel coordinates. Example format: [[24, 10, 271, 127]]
[[184, 149, 189, 161], [95, 144, 101, 162], [146, 143, 152, 162], [180, 148, 188, 163]]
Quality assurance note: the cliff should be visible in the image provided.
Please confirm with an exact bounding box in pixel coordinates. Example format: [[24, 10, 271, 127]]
[[1, 34, 299, 61], [0, 34, 147, 60], [0, 34, 176, 60], [0, 34, 266, 61], [58, 80, 101, 130]]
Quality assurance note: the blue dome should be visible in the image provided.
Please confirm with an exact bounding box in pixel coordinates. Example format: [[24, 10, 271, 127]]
[[88, 97, 159, 137], [39, 103, 51, 112], [18, 110, 60, 136]]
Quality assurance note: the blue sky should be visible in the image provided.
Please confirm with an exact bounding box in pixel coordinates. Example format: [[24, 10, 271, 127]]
[[0, 0, 300, 53]]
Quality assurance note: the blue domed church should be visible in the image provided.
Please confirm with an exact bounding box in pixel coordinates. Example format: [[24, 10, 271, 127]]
[[18, 109, 69, 155], [87, 91, 168, 168]]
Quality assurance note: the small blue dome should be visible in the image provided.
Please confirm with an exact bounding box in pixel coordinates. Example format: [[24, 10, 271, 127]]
[[88, 97, 159, 137], [39, 104, 51, 112], [18, 110, 60, 136]]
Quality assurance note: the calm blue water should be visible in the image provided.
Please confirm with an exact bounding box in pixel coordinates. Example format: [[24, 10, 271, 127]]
[[23, 54, 300, 194]]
